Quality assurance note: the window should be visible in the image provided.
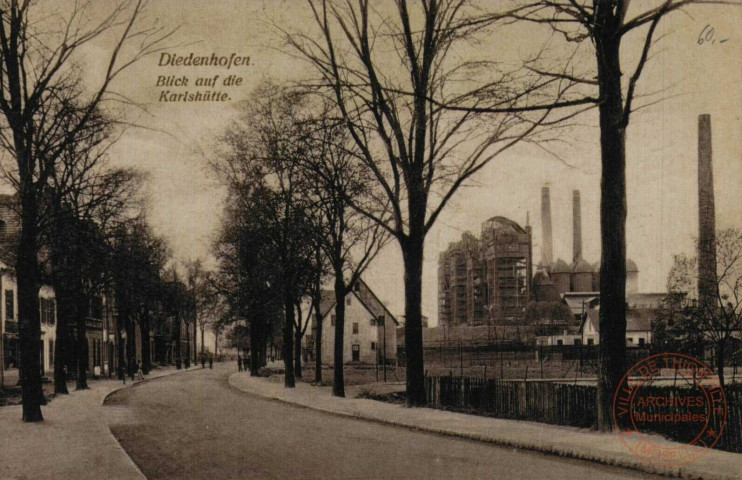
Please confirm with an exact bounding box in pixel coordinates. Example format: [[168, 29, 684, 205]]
[[588, 338, 594, 346], [371, 342, 377, 351], [573, 339, 581, 346], [40, 298, 55, 325], [370, 318, 376, 326], [352, 322, 359, 334], [49, 340, 54, 366], [638, 338, 645, 347], [5, 290, 13, 321], [557, 339, 563, 346], [346, 297, 352, 306], [330, 315, 336, 326], [627, 337, 633, 344], [90, 296, 103, 320]]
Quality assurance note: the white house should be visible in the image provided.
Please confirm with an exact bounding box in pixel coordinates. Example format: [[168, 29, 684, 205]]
[[304, 279, 398, 365], [580, 308, 653, 347], [0, 262, 57, 376]]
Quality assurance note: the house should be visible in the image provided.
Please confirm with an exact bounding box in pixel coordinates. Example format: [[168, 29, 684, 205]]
[[305, 279, 398, 365], [0, 261, 57, 377], [580, 308, 654, 347], [535, 328, 582, 346]]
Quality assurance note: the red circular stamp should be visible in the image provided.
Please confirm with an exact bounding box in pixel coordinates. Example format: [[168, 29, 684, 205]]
[[612, 352, 727, 466]]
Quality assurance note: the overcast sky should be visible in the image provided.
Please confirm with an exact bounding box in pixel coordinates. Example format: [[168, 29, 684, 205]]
[[67, 0, 742, 326]]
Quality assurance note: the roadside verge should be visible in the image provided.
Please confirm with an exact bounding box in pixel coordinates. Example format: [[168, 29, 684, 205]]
[[0, 365, 199, 480], [229, 372, 742, 480]]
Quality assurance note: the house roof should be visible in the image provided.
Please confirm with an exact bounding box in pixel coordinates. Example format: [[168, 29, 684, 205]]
[[562, 292, 600, 316], [581, 308, 654, 334], [318, 279, 399, 326]]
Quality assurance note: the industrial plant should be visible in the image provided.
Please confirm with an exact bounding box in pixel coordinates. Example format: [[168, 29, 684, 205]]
[[437, 185, 641, 330]]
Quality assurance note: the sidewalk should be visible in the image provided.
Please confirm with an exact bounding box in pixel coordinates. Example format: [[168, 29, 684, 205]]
[[229, 372, 742, 480], [0, 365, 199, 480]]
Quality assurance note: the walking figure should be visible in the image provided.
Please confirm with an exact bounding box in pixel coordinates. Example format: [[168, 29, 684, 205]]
[[201, 356, 206, 369], [209, 357, 213, 369], [136, 362, 144, 381], [237, 355, 243, 372]]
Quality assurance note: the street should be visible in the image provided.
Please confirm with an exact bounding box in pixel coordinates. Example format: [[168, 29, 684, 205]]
[[104, 364, 660, 479]]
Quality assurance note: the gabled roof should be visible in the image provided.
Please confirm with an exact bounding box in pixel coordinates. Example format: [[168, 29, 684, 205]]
[[317, 278, 399, 326], [581, 308, 654, 334]]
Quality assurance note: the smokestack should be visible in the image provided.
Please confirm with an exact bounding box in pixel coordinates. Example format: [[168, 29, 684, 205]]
[[573, 190, 582, 262], [697, 114, 717, 308], [541, 185, 553, 267]]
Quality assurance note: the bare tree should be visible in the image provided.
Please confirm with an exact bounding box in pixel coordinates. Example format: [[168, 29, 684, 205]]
[[495, 0, 738, 430], [286, 0, 577, 404], [0, 0, 174, 421], [213, 85, 318, 387], [300, 114, 388, 396], [666, 228, 742, 387]]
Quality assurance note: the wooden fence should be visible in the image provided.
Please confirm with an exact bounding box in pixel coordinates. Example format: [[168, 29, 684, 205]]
[[425, 376, 742, 453]]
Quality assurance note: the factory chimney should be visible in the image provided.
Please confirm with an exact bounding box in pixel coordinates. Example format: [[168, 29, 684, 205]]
[[573, 190, 582, 262], [541, 185, 553, 267], [697, 114, 717, 309]]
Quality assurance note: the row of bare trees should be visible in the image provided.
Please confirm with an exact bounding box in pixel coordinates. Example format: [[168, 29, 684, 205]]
[[277, 0, 737, 430], [0, 0, 177, 421], [212, 85, 388, 395]]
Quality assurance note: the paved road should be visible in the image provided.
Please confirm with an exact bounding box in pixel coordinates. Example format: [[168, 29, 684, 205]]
[[105, 364, 660, 480]]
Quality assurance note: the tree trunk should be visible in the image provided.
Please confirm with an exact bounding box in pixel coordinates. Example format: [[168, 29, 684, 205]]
[[126, 319, 136, 377], [716, 341, 726, 388], [332, 272, 346, 397], [184, 322, 191, 368], [117, 312, 127, 380], [174, 315, 182, 369], [141, 312, 151, 374], [201, 325, 205, 355], [52, 280, 72, 395], [193, 319, 197, 365], [17, 183, 44, 421], [314, 293, 323, 383], [250, 318, 260, 376], [294, 328, 302, 379], [75, 293, 89, 390], [402, 233, 426, 406], [283, 293, 296, 388], [595, 32, 628, 432]]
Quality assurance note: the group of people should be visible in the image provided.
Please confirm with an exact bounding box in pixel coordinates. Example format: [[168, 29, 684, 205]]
[[120, 360, 145, 384], [200, 355, 213, 369], [237, 354, 251, 372]]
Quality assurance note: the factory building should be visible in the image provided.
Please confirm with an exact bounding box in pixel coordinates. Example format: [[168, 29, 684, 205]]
[[534, 186, 639, 297], [438, 217, 532, 327]]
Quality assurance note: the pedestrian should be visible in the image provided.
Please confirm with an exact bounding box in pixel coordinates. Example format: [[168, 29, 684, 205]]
[[237, 355, 243, 372], [245, 355, 251, 372], [120, 363, 126, 385], [136, 362, 144, 381], [201, 355, 206, 369], [209, 356, 213, 369]]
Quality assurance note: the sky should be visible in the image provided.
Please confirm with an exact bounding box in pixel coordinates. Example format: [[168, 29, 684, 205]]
[[54, 0, 742, 326]]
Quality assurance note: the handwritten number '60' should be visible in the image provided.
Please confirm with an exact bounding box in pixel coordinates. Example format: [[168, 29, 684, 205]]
[[698, 24, 722, 45]]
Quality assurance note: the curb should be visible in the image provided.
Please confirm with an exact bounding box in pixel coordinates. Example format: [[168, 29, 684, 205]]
[[227, 374, 740, 480], [102, 366, 201, 406], [102, 366, 202, 480]]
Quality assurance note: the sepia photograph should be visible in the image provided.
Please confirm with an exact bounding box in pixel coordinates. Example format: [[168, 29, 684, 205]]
[[0, 1, 740, 479]]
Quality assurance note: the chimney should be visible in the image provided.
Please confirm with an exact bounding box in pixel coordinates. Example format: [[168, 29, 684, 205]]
[[573, 190, 582, 262], [697, 114, 717, 308], [540, 185, 553, 267]]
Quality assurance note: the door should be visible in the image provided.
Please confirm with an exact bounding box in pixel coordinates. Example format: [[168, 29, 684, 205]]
[[352, 344, 360, 362]]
